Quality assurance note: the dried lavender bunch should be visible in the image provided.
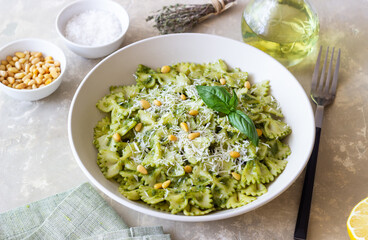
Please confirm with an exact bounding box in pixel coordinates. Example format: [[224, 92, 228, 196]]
[[146, 0, 237, 34]]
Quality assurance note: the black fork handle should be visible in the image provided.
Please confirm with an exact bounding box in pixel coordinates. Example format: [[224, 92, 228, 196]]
[[294, 127, 322, 240]]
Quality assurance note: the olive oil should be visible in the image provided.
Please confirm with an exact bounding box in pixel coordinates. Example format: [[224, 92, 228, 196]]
[[241, 0, 319, 67]]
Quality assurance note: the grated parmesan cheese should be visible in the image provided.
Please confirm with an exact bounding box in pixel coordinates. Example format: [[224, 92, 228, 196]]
[[127, 83, 253, 175]]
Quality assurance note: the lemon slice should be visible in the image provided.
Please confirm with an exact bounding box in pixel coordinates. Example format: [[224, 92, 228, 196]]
[[347, 197, 368, 240]]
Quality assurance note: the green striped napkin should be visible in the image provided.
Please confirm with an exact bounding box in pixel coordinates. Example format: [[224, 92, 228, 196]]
[[0, 183, 170, 240]]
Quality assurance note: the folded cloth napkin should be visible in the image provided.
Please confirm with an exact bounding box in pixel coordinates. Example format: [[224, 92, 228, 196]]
[[0, 183, 170, 240]]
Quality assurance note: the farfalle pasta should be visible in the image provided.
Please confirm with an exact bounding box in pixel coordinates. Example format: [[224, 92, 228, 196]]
[[93, 60, 292, 215]]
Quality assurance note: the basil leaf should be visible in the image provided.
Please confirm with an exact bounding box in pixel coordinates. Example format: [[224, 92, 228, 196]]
[[196, 85, 231, 114], [228, 110, 259, 146], [229, 89, 238, 111]]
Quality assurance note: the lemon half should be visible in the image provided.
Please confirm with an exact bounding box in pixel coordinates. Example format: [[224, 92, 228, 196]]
[[347, 197, 368, 240]]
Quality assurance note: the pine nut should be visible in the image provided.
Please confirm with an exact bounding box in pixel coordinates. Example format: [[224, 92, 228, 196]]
[[8, 67, 18, 73], [15, 52, 25, 58], [220, 78, 226, 85], [15, 83, 26, 89], [168, 135, 177, 141], [137, 165, 148, 175], [256, 129, 262, 136], [244, 81, 251, 89], [31, 58, 40, 65], [112, 133, 121, 142], [189, 110, 199, 116], [38, 67, 45, 75], [34, 52, 42, 58], [35, 77, 42, 85], [45, 56, 53, 61], [14, 73, 25, 79], [23, 74, 30, 80], [27, 80, 35, 86], [42, 66, 49, 73], [188, 132, 200, 140], [23, 78, 30, 85], [0, 70, 7, 78], [161, 65, 170, 73], [231, 172, 241, 181], [7, 77, 15, 84], [180, 94, 187, 100], [154, 183, 162, 189], [153, 100, 162, 106], [229, 151, 240, 158], [24, 63, 30, 73], [180, 122, 189, 132], [15, 61, 21, 70], [0, 65, 5, 71], [184, 165, 192, 173], [2, 80, 9, 85], [162, 180, 171, 189], [140, 99, 151, 109], [32, 68, 39, 75], [50, 70, 59, 79], [45, 79, 52, 85], [135, 123, 143, 132]]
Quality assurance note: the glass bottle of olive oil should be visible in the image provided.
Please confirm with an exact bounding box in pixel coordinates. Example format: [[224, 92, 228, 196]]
[[241, 0, 319, 67]]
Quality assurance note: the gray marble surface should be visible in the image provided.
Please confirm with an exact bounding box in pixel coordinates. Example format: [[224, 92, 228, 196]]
[[0, 0, 367, 239]]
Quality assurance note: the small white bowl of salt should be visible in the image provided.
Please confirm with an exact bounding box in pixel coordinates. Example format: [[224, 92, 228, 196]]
[[56, 0, 129, 59]]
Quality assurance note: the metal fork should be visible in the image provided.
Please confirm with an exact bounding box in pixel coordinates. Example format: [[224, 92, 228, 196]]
[[294, 46, 341, 240]]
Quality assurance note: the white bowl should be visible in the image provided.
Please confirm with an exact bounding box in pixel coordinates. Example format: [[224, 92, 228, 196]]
[[68, 33, 315, 222], [56, 0, 129, 59], [0, 38, 66, 101]]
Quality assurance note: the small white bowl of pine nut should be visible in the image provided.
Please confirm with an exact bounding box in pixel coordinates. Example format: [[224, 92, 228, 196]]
[[0, 38, 66, 101]]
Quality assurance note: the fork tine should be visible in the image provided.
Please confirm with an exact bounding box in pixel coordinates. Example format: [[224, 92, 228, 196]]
[[318, 47, 329, 92], [311, 46, 322, 91], [323, 47, 335, 94], [329, 49, 341, 96]]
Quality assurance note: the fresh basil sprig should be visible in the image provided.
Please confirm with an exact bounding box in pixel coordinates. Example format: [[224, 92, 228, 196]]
[[228, 110, 259, 146], [196, 85, 259, 146], [195, 86, 232, 114]]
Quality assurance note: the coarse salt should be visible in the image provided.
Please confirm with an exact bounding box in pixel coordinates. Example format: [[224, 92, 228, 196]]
[[64, 10, 122, 46]]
